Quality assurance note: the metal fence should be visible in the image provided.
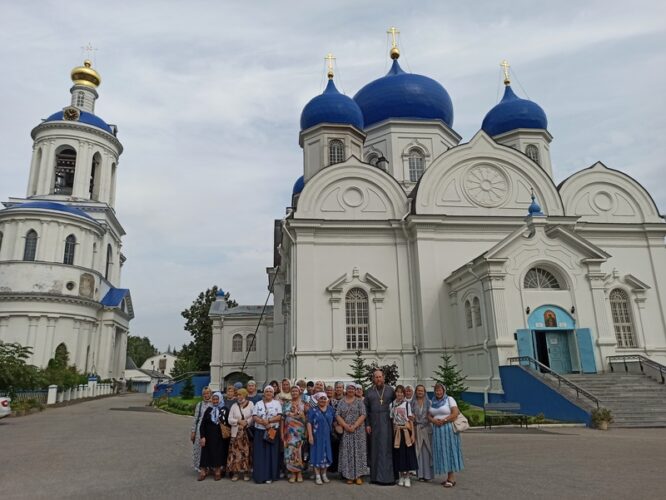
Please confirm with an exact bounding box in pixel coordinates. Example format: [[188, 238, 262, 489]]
[[0, 390, 48, 404]]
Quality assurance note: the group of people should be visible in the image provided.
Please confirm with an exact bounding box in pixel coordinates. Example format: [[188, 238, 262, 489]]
[[190, 370, 464, 488]]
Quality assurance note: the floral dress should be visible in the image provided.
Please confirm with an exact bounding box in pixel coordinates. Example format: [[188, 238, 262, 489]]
[[307, 406, 335, 468], [282, 400, 307, 473], [336, 397, 368, 480], [191, 400, 212, 471]]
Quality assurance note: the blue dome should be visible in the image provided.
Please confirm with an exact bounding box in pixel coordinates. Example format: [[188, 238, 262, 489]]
[[45, 110, 114, 134], [7, 201, 96, 221], [482, 85, 548, 136], [353, 60, 454, 128], [300, 79, 364, 131], [292, 175, 305, 195], [528, 193, 545, 216]]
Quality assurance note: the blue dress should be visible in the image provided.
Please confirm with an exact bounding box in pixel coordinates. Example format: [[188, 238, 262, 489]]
[[308, 406, 335, 468]]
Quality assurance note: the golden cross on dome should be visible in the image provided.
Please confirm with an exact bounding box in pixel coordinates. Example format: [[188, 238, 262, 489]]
[[325, 52, 336, 79], [81, 42, 98, 63], [387, 26, 400, 59], [500, 59, 511, 85]]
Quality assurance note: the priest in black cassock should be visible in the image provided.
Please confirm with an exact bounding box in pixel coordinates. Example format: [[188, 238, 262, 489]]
[[365, 369, 397, 485]]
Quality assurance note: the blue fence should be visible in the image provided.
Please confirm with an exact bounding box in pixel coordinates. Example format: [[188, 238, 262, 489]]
[[153, 374, 210, 399]]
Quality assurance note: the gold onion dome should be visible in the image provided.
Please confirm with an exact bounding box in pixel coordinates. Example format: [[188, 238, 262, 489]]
[[71, 59, 101, 88]]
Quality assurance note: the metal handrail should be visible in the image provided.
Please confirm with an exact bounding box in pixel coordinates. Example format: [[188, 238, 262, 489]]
[[608, 355, 666, 384], [507, 356, 600, 408]]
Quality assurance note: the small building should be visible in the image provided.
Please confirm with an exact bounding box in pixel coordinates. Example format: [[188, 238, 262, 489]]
[[141, 352, 178, 377], [125, 356, 170, 393]]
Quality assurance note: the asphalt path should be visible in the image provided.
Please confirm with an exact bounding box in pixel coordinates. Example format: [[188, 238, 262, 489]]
[[1, 393, 665, 499]]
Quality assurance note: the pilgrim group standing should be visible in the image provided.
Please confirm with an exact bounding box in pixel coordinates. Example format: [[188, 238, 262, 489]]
[[190, 370, 464, 488]]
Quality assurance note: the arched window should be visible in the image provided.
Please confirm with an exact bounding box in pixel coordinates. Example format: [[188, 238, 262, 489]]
[[526, 144, 540, 165], [329, 139, 345, 165], [23, 230, 38, 261], [473, 297, 482, 326], [232, 334, 243, 352], [346, 288, 369, 350], [610, 289, 637, 348], [76, 92, 85, 107], [53, 147, 77, 195], [105, 244, 112, 280], [524, 267, 561, 289], [464, 300, 473, 329], [408, 148, 425, 182], [246, 334, 256, 352], [54, 342, 69, 368], [63, 234, 76, 265], [90, 153, 101, 200]]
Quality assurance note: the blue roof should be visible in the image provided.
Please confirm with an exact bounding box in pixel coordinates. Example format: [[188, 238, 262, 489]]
[[7, 201, 96, 221], [482, 85, 548, 137], [292, 175, 305, 195], [45, 110, 114, 134], [353, 60, 454, 128], [100, 288, 130, 307], [300, 79, 364, 131]]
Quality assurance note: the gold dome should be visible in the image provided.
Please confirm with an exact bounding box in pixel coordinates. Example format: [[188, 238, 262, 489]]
[[71, 60, 101, 88]]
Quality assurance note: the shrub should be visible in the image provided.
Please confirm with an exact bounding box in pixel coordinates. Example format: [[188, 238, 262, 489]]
[[591, 407, 613, 428]]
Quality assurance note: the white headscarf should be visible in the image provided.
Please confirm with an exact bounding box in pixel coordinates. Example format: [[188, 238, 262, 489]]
[[211, 391, 224, 424]]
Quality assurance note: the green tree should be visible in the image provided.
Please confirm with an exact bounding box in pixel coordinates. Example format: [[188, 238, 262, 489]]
[[127, 335, 158, 367], [0, 342, 43, 393], [433, 353, 469, 411], [347, 350, 370, 390], [364, 359, 400, 387], [180, 377, 195, 399], [179, 286, 237, 372]]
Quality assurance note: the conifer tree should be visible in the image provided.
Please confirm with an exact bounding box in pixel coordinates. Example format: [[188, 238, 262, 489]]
[[433, 353, 469, 410], [347, 350, 369, 390], [180, 377, 195, 399]]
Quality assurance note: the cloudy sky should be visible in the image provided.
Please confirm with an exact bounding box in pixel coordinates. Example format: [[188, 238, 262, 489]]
[[1, 1, 664, 351]]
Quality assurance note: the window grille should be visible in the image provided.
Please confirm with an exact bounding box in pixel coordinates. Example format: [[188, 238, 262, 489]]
[[610, 289, 637, 348], [329, 139, 345, 165], [465, 300, 473, 329], [54, 148, 77, 195], [346, 288, 369, 350], [246, 334, 256, 352], [23, 230, 38, 261], [524, 268, 561, 289], [408, 149, 425, 182], [232, 334, 243, 352], [526, 144, 541, 165], [63, 234, 76, 265], [473, 297, 482, 326]]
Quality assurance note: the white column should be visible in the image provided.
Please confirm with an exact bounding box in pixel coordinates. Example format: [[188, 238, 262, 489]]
[[73, 141, 91, 199], [12, 221, 26, 260], [26, 145, 38, 197], [47, 385, 57, 405], [64, 388, 71, 402], [57, 390, 64, 403], [99, 152, 112, 204], [40, 141, 56, 195], [77, 384, 84, 399]]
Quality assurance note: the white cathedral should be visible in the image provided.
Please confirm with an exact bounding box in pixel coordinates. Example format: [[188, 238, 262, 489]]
[[208, 43, 666, 400], [0, 60, 132, 380]]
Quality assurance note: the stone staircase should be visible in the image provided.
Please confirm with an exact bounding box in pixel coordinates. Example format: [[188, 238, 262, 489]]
[[565, 372, 666, 428]]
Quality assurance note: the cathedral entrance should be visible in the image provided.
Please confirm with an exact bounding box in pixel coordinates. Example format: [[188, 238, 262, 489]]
[[534, 330, 572, 374], [516, 305, 597, 374]]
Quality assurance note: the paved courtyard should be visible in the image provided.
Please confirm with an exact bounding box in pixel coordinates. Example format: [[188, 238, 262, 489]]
[[1, 393, 665, 499]]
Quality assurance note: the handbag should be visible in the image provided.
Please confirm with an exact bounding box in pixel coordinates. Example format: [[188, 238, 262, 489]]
[[264, 426, 277, 442], [452, 412, 469, 433], [220, 423, 232, 439]]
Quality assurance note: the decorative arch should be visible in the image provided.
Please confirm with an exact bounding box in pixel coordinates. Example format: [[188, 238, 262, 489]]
[[523, 267, 562, 289], [415, 131, 564, 216], [53, 145, 77, 195], [558, 162, 662, 223], [527, 305, 575, 330], [63, 234, 76, 265], [296, 161, 409, 220], [23, 229, 38, 261]]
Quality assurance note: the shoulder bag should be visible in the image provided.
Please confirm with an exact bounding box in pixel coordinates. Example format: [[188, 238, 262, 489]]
[[449, 397, 469, 433]]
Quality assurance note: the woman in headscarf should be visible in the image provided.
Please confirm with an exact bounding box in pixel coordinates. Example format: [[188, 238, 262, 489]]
[[336, 383, 368, 485], [252, 385, 283, 484], [191, 386, 213, 475], [307, 392, 335, 485], [227, 388, 254, 481], [282, 385, 307, 482], [198, 391, 229, 481], [429, 383, 464, 488], [412, 384, 433, 481]]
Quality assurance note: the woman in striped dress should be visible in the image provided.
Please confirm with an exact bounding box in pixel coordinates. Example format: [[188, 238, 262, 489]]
[[429, 383, 464, 488], [191, 387, 213, 473]]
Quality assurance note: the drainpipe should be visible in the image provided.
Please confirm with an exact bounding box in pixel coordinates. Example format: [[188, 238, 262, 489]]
[[400, 211, 420, 384], [466, 262, 495, 405]]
